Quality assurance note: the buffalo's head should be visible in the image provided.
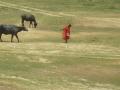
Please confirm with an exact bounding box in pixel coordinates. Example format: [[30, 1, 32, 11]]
[[18, 26, 28, 32], [34, 22, 37, 28]]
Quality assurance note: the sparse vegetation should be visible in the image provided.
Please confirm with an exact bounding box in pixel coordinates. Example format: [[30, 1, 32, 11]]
[[0, 0, 120, 90]]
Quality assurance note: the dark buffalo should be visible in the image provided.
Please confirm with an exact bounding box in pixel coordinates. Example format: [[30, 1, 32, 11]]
[[0, 24, 28, 42], [21, 14, 37, 28]]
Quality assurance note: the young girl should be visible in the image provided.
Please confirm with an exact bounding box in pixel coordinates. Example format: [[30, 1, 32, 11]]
[[62, 24, 72, 43]]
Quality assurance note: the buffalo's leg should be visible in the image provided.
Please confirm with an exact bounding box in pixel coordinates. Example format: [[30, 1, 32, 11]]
[[22, 19, 24, 26], [29, 21, 33, 28], [11, 34, 14, 42], [15, 34, 19, 43], [0, 34, 3, 42]]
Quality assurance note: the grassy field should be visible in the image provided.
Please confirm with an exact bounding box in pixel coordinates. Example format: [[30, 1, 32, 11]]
[[0, 0, 120, 90]]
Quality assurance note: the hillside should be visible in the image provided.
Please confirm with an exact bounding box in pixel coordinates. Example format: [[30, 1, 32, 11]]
[[0, 0, 120, 12], [0, 0, 120, 90]]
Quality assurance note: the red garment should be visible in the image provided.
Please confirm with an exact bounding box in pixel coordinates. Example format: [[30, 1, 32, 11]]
[[63, 26, 70, 40]]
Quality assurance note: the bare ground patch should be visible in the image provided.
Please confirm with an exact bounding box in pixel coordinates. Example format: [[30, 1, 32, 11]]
[[75, 17, 120, 28]]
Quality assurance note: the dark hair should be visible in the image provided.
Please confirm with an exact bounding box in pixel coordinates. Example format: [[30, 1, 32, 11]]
[[68, 24, 72, 27]]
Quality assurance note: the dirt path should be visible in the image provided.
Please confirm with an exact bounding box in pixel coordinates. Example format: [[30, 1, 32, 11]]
[[0, 73, 120, 90]]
